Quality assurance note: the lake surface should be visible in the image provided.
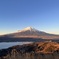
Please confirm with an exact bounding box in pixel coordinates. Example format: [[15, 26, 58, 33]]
[[0, 42, 32, 49]]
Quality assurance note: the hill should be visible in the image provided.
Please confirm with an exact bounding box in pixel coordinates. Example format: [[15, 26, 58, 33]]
[[0, 41, 59, 59]]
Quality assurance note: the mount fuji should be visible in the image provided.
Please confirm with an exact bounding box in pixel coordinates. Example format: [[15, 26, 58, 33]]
[[0, 27, 59, 42]]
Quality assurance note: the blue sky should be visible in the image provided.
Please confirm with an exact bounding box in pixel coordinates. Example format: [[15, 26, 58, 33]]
[[0, 0, 59, 35]]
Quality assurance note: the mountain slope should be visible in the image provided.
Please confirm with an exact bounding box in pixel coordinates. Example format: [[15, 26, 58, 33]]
[[0, 27, 59, 39], [0, 42, 59, 59]]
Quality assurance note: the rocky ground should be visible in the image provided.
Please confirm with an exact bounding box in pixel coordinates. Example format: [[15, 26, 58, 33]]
[[0, 41, 59, 59]]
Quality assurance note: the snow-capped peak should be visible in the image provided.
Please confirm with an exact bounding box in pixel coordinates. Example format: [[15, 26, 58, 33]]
[[23, 27, 33, 31], [18, 27, 38, 32]]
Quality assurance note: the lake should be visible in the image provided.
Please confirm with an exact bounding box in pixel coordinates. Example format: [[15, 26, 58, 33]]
[[0, 42, 32, 49]]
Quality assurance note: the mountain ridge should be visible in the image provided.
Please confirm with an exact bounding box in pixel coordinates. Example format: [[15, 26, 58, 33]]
[[0, 41, 59, 59], [0, 27, 59, 39]]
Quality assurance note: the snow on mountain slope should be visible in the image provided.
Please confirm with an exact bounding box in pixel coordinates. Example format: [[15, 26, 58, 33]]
[[18, 27, 39, 32]]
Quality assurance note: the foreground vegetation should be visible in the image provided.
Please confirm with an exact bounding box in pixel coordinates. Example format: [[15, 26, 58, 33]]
[[0, 41, 59, 59]]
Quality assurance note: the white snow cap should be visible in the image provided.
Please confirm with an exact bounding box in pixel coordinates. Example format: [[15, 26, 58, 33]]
[[24, 27, 33, 31], [18, 27, 38, 32]]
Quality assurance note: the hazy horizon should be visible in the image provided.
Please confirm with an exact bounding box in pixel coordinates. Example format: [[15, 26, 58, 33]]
[[0, 0, 59, 35]]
